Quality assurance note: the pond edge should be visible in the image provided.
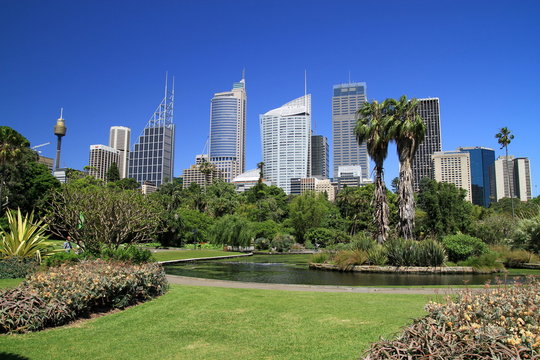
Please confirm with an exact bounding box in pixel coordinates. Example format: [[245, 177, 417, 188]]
[[309, 263, 506, 274]]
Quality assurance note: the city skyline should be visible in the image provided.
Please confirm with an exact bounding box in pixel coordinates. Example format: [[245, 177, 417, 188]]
[[2, 1, 539, 196]]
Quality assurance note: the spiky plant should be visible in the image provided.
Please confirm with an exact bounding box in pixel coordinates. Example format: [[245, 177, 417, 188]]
[[0, 208, 54, 263]]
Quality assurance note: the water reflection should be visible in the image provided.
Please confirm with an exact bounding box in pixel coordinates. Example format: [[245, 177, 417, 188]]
[[165, 254, 522, 286]]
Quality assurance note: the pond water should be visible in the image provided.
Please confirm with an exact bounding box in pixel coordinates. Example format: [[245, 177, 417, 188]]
[[164, 254, 525, 286]]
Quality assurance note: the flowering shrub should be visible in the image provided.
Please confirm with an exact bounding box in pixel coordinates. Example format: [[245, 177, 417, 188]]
[[363, 277, 540, 359], [0, 260, 168, 333]]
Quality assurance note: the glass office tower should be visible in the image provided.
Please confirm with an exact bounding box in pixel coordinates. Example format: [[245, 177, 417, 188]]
[[412, 98, 442, 191], [128, 79, 175, 187], [332, 82, 369, 180], [458, 147, 495, 207], [209, 77, 247, 182]]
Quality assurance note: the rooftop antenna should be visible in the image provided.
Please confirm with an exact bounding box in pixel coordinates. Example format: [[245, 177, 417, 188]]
[[242, 68, 245, 81]]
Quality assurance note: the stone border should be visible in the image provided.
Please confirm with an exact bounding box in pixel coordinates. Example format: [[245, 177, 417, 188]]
[[158, 253, 253, 265], [309, 263, 505, 274]]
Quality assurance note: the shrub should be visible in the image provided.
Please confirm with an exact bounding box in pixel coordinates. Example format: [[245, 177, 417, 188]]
[[333, 250, 368, 270], [363, 277, 540, 359], [385, 238, 420, 266], [416, 239, 447, 267], [0, 257, 38, 278], [350, 232, 376, 251], [458, 252, 504, 271], [513, 216, 540, 254], [310, 252, 328, 264], [366, 245, 387, 265], [492, 245, 538, 268], [254, 237, 270, 250], [0, 260, 168, 333], [271, 234, 294, 252], [442, 233, 489, 262], [471, 213, 516, 245], [99, 245, 153, 264], [43, 252, 84, 267], [304, 228, 336, 248]]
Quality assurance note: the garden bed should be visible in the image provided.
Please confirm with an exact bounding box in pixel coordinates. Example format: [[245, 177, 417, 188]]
[[309, 263, 505, 274]]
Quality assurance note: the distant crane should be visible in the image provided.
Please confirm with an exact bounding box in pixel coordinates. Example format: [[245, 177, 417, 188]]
[[32, 142, 51, 154]]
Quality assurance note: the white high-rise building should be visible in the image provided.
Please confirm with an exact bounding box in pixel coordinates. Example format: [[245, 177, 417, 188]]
[[88, 145, 119, 181], [109, 126, 131, 179], [260, 95, 311, 194], [209, 77, 247, 182], [432, 150, 472, 202], [492, 156, 532, 201]]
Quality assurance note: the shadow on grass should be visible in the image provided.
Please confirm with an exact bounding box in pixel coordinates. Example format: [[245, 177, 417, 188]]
[[0, 353, 30, 360]]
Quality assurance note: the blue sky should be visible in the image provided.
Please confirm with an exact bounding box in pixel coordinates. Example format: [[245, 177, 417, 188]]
[[1, 0, 539, 196]]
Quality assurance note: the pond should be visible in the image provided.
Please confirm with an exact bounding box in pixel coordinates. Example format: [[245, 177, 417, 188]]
[[164, 254, 525, 286]]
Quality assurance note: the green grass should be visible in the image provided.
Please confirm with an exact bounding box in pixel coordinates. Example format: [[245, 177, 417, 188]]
[[0, 285, 430, 360], [152, 249, 243, 262], [0, 278, 23, 289], [506, 268, 540, 276]]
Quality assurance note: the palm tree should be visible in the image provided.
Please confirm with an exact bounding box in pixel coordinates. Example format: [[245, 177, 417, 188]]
[[257, 161, 265, 184], [389, 96, 426, 240], [496, 127, 515, 218], [198, 159, 216, 187], [355, 99, 393, 244]]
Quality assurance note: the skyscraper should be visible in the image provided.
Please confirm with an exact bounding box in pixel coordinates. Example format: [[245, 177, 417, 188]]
[[458, 147, 495, 207], [128, 78, 175, 187], [88, 145, 119, 181], [432, 150, 472, 202], [109, 126, 131, 179], [208, 76, 247, 182], [311, 135, 329, 179], [492, 156, 532, 201], [260, 95, 311, 194], [332, 82, 369, 179], [412, 98, 442, 191]]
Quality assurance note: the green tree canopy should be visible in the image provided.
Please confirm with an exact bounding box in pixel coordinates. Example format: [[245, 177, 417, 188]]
[[106, 163, 120, 182], [288, 191, 331, 243], [416, 178, 473, 236]]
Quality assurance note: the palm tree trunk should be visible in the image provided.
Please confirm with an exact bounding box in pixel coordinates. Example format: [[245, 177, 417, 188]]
[[373, 163, 389, 244], [506, 146, 515, 218], [398, 157, 415, 239]]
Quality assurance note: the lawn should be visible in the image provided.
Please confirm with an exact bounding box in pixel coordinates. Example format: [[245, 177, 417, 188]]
[[0, 285, 430, 360], [152, 249, 243, 262], [0, 278, 23, 289]]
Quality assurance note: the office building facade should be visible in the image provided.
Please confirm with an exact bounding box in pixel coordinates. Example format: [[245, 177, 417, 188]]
[[412, 98, 442, 191], [432, 150, 472, 202], [458, 147, 495, 207], [492, 156, 532, 201], [88, 144, 119, 181], [332, 82, 369, 179], [109, 126, 131, 179], [209, 77, 247, 182], [260, 95, 311, 194], [128, 80, 175, 187], [311, 135, 329, 179]]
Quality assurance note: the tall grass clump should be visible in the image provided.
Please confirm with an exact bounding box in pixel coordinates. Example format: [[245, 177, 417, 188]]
[[310, 252, 329, 264], [333, 250, 368, 270], [417, 239, 447, 267], [492, 245, 538, 268], [385, 238, 419, 266]]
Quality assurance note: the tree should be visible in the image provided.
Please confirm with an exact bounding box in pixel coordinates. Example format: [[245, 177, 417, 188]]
[[416, 178, 473, 236], [206, 181, 239, 217], [495, 127, 515, 217], [46, 185, 161, 253], [288, 191, 330, 243], [199, 159, 217, 187], [106, 163, 120, 182], [113, 177, 140, 190], [389, 96, 426, 239], [391, 177, 400, 194], [257, 161, 265, 184], [355, 99, 394, 243], [0, 127, 40, 212], [209, 215, 254, 248]]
